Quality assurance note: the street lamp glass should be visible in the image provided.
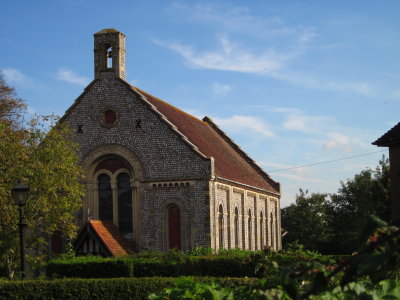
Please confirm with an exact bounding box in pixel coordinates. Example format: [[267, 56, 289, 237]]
[[12, 182, 29, 207]]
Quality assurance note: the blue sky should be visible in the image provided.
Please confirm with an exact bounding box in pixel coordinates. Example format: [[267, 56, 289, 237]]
[[1, 1, 397, 207]]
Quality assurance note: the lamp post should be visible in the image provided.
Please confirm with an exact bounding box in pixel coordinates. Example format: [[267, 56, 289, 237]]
[[12, 182, 29, 279]]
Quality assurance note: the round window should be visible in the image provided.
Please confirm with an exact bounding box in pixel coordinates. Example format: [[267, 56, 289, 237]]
[[101, 108, 118, 128], [105, 109, 117, 123]]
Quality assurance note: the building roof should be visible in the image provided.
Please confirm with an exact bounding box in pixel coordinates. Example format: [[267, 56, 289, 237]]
[[373, 122, 400, 147], [95, 28, 122, 34], [130, 84, 280, 194], [88, 220, 134, 256]]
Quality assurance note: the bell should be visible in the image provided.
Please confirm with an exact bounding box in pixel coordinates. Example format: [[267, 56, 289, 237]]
[[107, 50, 113, 58]]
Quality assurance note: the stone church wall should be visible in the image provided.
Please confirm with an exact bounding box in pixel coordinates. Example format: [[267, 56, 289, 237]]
[[64, 71, 211, 180], [140, 180, 210, 252], [213, 181, 281, 251]]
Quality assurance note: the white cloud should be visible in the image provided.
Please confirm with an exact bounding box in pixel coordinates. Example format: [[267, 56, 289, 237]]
[[166, 2, 310, 40], [298, 28, 317, 43], [271, 107, 330, 134], [283, 113, 328, 134], [391, 90, 400, 100], [271, 106, 368, 153], [156, 36, 376, 97], [213, 115, 275, 137], [163, 3, 378, 98], [2, 68, 35, 87], [154, 35, 285, 74], [56, 68, 90, 86], [276, 71, 376, 96], [323, 132, 354, 153], [212, 82, 232, 97]]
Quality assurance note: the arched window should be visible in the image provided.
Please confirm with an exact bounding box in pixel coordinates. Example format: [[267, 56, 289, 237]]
[[107, 46, 113, 68], [218, 205, 224, 249], [94, 158, 134, 237], [117, 172, 132, 234], [168, 205, 181, 250], [248, 209, 252, 250], [260, 212, 264, 249], [270, 212, 274, 249], [234, 207, 239, 248], [98, 173, 113, 221]]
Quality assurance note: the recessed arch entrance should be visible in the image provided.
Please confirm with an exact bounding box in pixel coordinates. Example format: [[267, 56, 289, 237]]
[[81, 145, 144, 247]]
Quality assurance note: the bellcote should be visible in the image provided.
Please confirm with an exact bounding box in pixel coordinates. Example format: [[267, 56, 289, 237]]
[[94, 28, 126, 80]]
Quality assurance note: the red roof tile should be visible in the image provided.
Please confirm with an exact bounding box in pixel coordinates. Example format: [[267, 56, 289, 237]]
[[133, 87, 280, 194], [89, 220, 134, 257]]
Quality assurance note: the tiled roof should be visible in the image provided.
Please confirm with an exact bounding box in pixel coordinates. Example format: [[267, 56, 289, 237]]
[[373, 122, 400, 146], [89, 220, 134, 256], [132, 86, 280, 194]]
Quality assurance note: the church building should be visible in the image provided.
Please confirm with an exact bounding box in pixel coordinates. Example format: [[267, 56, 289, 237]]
[[61, 29, 282, 255]]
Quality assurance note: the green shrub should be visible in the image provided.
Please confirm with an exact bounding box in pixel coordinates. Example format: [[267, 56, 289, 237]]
[[46, 252, 348, 279], [185, 255, 255, 277], [132, 258, 180, 277], [0, 277, 258, 300], [46, 256, 133, 278]]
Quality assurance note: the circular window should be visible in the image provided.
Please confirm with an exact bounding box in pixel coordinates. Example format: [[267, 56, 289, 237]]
[[105, 110, 116, 123], [101, 108, 118, 128]]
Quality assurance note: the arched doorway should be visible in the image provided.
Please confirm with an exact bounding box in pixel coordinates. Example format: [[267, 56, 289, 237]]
[[168, 205, 181, 250]]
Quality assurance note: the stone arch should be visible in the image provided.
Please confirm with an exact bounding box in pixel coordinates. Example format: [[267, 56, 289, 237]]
[[218, 204, 224, 249], [248, 209, 252, 250], [159, 198, 189, 251], [80, 144, 143, 246], [81, 144, 145, 182], [234, 206, 239, 248]]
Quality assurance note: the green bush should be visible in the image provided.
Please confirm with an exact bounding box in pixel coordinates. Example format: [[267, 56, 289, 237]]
[[46, 256, 133, 278], [185, 255, 255, 277], [46, 252, 348, 279], [132, 258, 180, 277], [0, 277, 257, 300]]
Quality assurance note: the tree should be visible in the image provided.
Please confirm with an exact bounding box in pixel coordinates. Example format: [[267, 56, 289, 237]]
[[281, 189, 331, 253], [281, 157, 390, 254], [0, 71, 84, 278], [327, 157, 390, 254]]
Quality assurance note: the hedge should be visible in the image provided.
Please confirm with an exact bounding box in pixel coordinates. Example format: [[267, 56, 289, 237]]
[[0, 277, 258, 300], [46, 257, 133, 278], [46, 253, 347, 279]]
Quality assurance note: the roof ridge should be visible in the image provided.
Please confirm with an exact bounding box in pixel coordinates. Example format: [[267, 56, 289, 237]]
[[202, 116, 280, 192], [373, 122, 400, 146], [133, 86, 207, 124]]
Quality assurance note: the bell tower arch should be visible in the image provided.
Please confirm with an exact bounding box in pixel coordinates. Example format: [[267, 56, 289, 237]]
[[94, 28, 126, 80]]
